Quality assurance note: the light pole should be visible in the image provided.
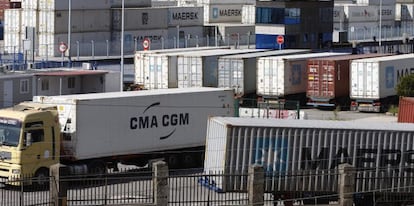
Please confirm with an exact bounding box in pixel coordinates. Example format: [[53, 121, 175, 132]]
[[176, 25, 180, 48], [379, 0, 382, 53], [67, 0, 71, 67], [120, 0, 125, 91]]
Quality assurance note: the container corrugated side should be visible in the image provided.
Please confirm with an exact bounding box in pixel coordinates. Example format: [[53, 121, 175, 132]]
[[41, 89, 235, 160], [204, 4, 243, 23], [143, 54, 177, 89], [167, 7, 204, 27], [112, 8, 168, 31], [4, 9, 21, 33], [217, 57, 254, 97], [350, 54, 414, 100], [398, 97, 414, 123], [42, 10, 111, 34], [21, 0, 37, 9], [257, 52, 348, 97], [204, 117, 414, 192], [242, 4, 255, 24], [38, 0, 112, 10]]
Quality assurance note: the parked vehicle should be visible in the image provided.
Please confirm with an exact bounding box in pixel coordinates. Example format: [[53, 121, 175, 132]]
[[256, 52, 349, 105], [217, 49, 310, 98], [350, 54, 414, 112], [204, 116, 414, 205], [0, 88, 234, 185], [306, 53, 389, 110]]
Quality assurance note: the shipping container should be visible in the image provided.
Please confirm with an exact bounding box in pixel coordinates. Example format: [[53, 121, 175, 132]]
[[306, 53, 390, 109], [204, 4, 243, 23], [215, 23, 255, 43], [37, 9, 111, 34], [217, 49, 310, 98], [256, 52, 349, 104], [111, 7, 168, 31], [204, 117, 414, 193], [177, 49, 268, 88], [110, 0, 151, 8], [333, 5, 345, 23], [350, 54, 414, 112], [38, 0, 112, 10], [398, 96, 414, 123], [343, 4, 395, 22], [110, 29, 168, 54], [21, 8, 37, 34], [134, 46, 230, 85], [4, 9, 21, 53], [21, 0, 37, 9], [166, 25, 204, 48], [197, 0, 255, 5], [167, 7, 204, 27], [242, 4, 255, 24], [355, 0, 395, 5], [33, 88, 234, 162]]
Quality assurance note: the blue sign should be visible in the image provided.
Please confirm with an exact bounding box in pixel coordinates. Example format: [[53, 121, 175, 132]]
[[385, 66, 394, 88], [254, 137, 288, 174], [212, 8, 219, 19]]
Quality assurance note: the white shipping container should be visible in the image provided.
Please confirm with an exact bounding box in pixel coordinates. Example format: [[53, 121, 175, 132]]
[[257, 52, 349, 98], [134, 46, 231, 85], [39, 10, 111, 34], [39, 0, 112, 10], [177, 49, 267, 88], [217, 49, 310, 97], [396, 3, 414, 21], [242, 4, 255, 24], [144, 48, 241, 89], [33, 88, 235, 161], [168, 7, 204, 27], [21, 0, 38, 9], [204, 4, 243, 23], [350, 54, 414, 100], [112, 8, 168, 31], [21, 9, 38, 33], [111, 29, 168, 53], [4, 32, 21, 53], [204, 117, 414, 192], [4, 9, 21, 33]]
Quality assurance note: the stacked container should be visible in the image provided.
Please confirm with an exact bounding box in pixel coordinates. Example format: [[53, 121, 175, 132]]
[[4, 9, 21, 53], [204, 117, 414, 192], [398, 97, 414, 123], [217, 49, 310, 98]]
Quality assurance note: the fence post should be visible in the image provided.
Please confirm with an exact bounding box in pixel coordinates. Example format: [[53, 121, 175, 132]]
[[338, 163, 355, 206], [153, 161, 169, 206], [50, 164, 69, 206], [248, 164, 264, 206]]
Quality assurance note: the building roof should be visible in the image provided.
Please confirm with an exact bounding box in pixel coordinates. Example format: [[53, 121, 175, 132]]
[[34, 70, 108, 77]]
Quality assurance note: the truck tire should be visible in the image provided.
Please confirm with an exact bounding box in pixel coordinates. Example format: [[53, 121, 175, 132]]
[[33, 168, 49, 187]]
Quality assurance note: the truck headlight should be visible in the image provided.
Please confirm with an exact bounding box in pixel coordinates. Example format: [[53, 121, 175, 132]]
[[11, 169, 20, 174]]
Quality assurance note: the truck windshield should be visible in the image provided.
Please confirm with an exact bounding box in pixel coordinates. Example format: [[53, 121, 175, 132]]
[[0, 124, 21, 147]]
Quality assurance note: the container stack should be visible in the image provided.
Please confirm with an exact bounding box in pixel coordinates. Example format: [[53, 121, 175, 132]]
[[4, 9, 21, 53]]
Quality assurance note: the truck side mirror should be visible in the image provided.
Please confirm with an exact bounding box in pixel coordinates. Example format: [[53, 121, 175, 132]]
[[25, 132, 32, 147]]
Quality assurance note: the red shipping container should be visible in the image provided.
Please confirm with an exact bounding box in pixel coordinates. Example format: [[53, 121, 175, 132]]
[[306, 53, 389, 109], [398, 97, 414, 123]]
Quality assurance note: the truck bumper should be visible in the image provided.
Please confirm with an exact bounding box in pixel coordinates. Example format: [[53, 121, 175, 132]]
[[0, 163, 22, 186]]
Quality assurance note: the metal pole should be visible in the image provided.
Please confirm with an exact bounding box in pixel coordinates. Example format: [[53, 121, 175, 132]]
[[215, 26, 218, 47], [207, 35, 209, 47], [91, 40, 94, 59], [174, 37, 176, 48], [120, 0, 125, 91], [76, 41, 79, 60], [379, 0, 382, 53], [196, 35, 199, 47], [161, 37, 164, 49], [176, 25, 180, 48], [134, 37, 137, 51], [106, 40, 109, 57], [68, 0, 72, 67]]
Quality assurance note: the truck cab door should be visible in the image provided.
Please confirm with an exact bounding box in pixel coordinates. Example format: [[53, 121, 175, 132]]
[[22, 127, 58, 175]]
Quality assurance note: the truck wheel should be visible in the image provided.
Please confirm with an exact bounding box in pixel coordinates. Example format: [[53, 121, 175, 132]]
[[33, 168, 49, 187], [167, 154, 180, 169]]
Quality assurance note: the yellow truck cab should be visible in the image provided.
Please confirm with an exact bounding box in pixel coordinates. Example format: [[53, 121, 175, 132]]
[[0, 103, 60, 185]]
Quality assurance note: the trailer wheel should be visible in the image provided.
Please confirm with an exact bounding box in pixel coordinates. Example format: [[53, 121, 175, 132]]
[[167, 154, 180, 169], [33, 168, 49, 187]]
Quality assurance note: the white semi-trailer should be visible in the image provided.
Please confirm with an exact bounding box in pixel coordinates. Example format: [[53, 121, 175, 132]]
[[0, 88, 234, 185], [350, 54, 414, 112]]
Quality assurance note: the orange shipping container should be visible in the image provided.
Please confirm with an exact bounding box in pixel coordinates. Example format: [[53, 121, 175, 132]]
[[398, 97, 414, 123]]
